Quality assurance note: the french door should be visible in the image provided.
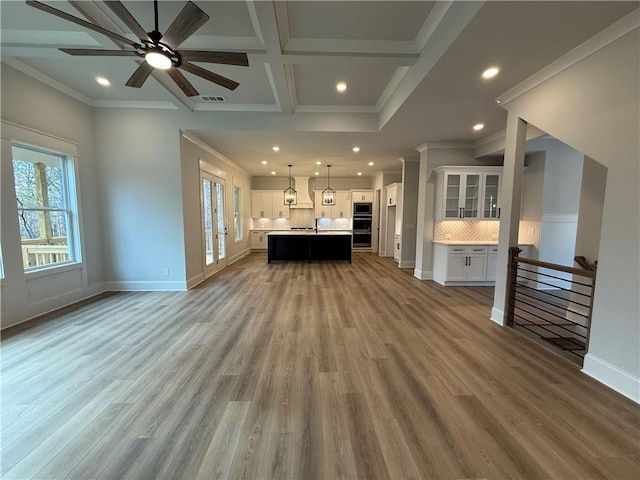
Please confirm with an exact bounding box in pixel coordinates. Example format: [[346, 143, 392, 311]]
[[201, 172, 227, 277]]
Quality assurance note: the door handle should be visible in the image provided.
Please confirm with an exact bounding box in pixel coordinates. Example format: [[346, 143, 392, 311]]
[[459, 207, 463, 218], [497, 207, 501, 218]]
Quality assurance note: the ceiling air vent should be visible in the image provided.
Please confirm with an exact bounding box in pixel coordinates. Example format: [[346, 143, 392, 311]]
[[199, 96, 226, 102]]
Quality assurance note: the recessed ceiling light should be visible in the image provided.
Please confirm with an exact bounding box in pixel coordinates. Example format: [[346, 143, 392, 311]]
[[496, 99, 502, 104], [352, 146, 360, 153], [261, 160, 268, 165], [368, 162, 374, 166], [336, 82, 347, 92], [96, 77, 110, 86], [357, 172, 362, 176], [271, 171, 276, 175], [482, 67, 500, 79], [314, 171, 320, 176], [272, 146, 280, 152], [315, 161, 322, 165], [473, 123, 485, 131]]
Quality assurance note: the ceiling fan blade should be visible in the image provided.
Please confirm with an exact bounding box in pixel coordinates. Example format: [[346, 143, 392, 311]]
[[60, 48, 139, 57], [160, 1, 209, 50], [166, 68, 199, 97], [126, 62, 154, 88], [104, 1, 152, 42], [26, 0, 140, 48], [180, 50, 249, 67], [180, 62, 239, 91]]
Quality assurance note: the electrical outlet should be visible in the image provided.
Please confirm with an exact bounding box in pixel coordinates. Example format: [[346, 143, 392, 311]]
[[444, 233, 452, 239], [528, 227, 536, 235], [163, 268, 169, 276]]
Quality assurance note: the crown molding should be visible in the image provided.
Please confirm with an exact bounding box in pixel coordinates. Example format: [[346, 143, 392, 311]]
[[181, 130, 249, 177], [415, 142, 473, 151], [473, 130, 506, 149], [497, 8, 639, 106], [294, 105, 378, 114], [3, 57, 91, 106], [193, 103, 281, 112], [92, 100, 179, 110]]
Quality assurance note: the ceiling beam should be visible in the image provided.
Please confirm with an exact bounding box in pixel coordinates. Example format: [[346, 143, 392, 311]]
[[250, 1, 294, 114], [378, 1, 485, 130]]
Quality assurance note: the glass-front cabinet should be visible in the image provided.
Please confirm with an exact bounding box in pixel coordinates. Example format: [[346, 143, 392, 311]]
[[435, 167, 502, 220], [482, 173, 501, 219], [442, 172, 482, 219]]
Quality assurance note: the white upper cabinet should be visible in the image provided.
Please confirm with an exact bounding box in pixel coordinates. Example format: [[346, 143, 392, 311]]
[[482, 173, 502, 219], [251, 191, 290, 218], [434, 167, 502, 220], [352, 190, 374, 203], [386, 183, 401, 206], [315, 190, 351, 218]]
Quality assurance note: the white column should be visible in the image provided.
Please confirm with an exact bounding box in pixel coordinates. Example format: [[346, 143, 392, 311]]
[[413, 144, 433, 280], [491, 113, 527, 324]]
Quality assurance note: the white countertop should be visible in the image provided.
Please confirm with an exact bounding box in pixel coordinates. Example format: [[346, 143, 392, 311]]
[[267, 231, 352, 236], [433, 241, 533, 246], [433, 240, 498, 245]]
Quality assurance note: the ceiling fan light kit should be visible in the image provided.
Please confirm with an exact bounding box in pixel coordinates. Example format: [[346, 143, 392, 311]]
[[26, 0, 249, 96]]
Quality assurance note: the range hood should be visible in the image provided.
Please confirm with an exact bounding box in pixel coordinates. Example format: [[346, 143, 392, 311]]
[[290, 177, 314, 209]]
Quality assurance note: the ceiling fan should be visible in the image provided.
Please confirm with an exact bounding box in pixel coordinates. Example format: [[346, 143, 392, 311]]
[[26, 0, 249, 96]]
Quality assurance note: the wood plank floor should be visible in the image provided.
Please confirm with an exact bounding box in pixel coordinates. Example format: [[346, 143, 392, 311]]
[[2, 252, 639, 479]]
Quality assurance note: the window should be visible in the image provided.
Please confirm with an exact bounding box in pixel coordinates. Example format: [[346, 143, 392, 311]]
[[233, 185, 242, 241], [12, 145, 78, 271]]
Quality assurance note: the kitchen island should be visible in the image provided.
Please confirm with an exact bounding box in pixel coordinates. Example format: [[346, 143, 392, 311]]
[[267, 231, 352, 263]]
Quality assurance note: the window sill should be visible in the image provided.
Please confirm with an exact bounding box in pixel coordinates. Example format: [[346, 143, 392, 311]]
[[24, 261, 83, 279]]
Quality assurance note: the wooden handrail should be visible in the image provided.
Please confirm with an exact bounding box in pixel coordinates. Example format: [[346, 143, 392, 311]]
[[512, 255, 596, 279], [574, 256, 596, 272]]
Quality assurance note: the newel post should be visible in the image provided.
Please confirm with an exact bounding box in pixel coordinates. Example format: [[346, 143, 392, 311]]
[[506, 246, 521, 327]]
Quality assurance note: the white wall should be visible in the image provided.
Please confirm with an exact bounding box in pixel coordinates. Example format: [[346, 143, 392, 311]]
[[93, 108, 187, 290], [0, 64, 104, 328], [374, 171, 402, 255], [518, 151, 545, 255], [399, 158, 419, 268], [575, 156, 607, 263], [501, 28, 640, 401], [180, 133, 252, 288]]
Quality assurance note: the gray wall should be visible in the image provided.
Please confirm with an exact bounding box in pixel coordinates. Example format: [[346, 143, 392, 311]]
[[93, 108, 186, 288]]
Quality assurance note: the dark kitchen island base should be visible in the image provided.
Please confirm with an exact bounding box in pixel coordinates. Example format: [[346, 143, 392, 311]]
[[267, 232, 352, 263]]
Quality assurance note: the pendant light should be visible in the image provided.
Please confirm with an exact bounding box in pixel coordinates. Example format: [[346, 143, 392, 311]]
[[322, 164, 336, 206], [283, 164, 297, 205]]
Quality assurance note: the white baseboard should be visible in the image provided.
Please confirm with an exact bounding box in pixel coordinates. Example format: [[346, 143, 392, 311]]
[[490, 307, 504, 325], [186, 273, 205, 290], [582, 353, 640, 404], [105, 281, 187, 291], [229, 248, 251, 265], [1, 282, 106, 330], [398, 260, 415, 269], [413, 269, 433, 280]]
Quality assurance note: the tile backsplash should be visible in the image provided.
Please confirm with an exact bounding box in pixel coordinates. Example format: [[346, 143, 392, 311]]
[[434, 220, 499, 242]]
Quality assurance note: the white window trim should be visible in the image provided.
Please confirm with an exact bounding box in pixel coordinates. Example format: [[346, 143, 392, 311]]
[[3, 120, 86, 281], [233, 184, 243, 243]]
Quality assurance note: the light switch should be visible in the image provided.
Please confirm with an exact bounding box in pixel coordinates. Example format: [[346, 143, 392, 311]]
[[528, 227, 536, 235]]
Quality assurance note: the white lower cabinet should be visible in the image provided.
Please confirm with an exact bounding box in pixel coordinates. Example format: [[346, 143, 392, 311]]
[[439, 246, 488, 283], [435, 243, 531, 285], [251, 231, 270, 250]]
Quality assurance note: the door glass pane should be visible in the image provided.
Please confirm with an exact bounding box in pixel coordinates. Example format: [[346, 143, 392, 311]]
[[216, 182, 226, 260], [203, 179, 214, 266], [464, 174, 480, 217], [483, 174, 500, 218], [445, 174, 461, 218]]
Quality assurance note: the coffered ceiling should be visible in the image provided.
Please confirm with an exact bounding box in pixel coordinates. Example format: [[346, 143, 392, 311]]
[[1, 1, 637, 177]]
